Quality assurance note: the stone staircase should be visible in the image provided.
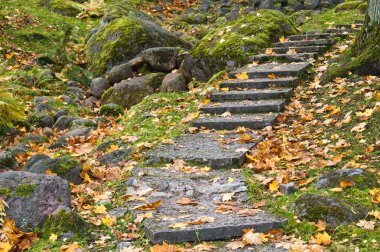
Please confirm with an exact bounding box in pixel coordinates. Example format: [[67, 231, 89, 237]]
[[127, 20, 363, 246]]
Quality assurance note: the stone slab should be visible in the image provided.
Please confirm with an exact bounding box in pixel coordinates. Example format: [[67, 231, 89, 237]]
[[211, 88, 293, 102], [201, 99, 286, 114], [272, 38, 335, 48], [250, 53, 317, 63], [146, 132, 262, 168], [192, 113, 278, 130], [220, 77, 298, 90], [126, 168, 286, 244], [323, 28, 360, 34], [267, 46, 328, 54], [336, 24, 363, 29], [354, 19, 364, 24], [229, 62, 311, 79], [288, 33, 333, 41]]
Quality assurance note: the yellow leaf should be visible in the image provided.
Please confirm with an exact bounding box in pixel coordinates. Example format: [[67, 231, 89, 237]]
[[0, 242, 12, 252], [269, 180, 279, 192], [235, 72, 249, 80], [222, 192, 235, 202], [329, 188, 343, 193], [150, 241, 184, 252], [133, 200, 163, 211], [228, 177, 234, 183], [242, 229, 268, 245], [267, 74, 277, 79], [202, 99, 210, 105], [340, 180, 354, 189], [93, 205, 107, 214], [134, 212, 153, 224], [287, 48, 297, 55], [220, 87, 229, 92], [317, 220, 326, 232], [45, 169, 57, 176], [371, 191, 380, 204], [101, 215, 116, 227], [49, 233, 58, 242], [369, 210, 380, 220], [5, 53, 14, 60], [265, 48, 276, 55], [279, 36, 288, 43], [316, 232, 332, 245]]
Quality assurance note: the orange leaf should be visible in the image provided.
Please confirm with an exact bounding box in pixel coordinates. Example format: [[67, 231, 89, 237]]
[[133, 200, 163, 211], [267, 74, 277, 79], [269, 180, 279, 192], [235, 72, 249, 80], [340, 180, 354, 189], [150, 241, 184, 252], [315, 232, 332, 246]]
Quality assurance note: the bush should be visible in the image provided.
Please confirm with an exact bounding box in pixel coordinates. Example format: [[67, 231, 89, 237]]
[[0, 88, 25, 127]]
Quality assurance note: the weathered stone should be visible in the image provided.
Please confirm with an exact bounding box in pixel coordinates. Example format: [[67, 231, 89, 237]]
[[100, 103, 124, 116], [20, 135, 49, 144], [109, 207, 128, 218], [42, 127, 55, 138], [279, 182, 296, 194], [147, 132, 262, 168], [53, 116, 78, 130], [126, 168, 286, 244], [98, 149, 131, 165], [70, 118, 97, 129], [316, 168, 379, 189], [293, 194, 367, 227], [34, 114, 55, 128], [83, 96, 98, 109], [54, 110, 68, 122], [201, 99, 286, 114], [161, 72, 187, 92], [34, 96, 54, 104], [220, 77, 298, 90], [107, 63, 133, 85], [57, 127, 93, 143], [211, 89, 293, 102], [0, 171, 71, 231], [24, 156, 83, 185], [141, 47, 181, 72], [33, 103, 54, 113], [127, 56, 144, 70], [23, 154, 50, 171], [90, 77, 110, 99], [0, 151, 18, 170], [101, 73, 165, 108], [6, 145, 28, 155], [272, 38, 335, 48], [66, 86, 88, 100]]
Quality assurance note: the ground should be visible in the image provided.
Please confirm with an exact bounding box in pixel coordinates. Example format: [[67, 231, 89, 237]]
[[0, 1, 379, 252]]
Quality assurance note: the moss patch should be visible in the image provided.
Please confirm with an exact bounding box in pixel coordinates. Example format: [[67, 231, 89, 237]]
[[335, 1, 366, 12], [15, 183, 36, 197]]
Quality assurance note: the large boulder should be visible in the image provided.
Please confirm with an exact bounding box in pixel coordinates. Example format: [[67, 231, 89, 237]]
[[107, 63, 133, 85], [0, 171, 71, 231], [188, 10, 296, 82], [23, 156, 83, 184], [86, 16, 190, 76], [161, 72, 187, 92], [44, 0, 83, 17], [140, 47, 182, 72], [90, 77, 110, 98], [101, 73, 165, 108]]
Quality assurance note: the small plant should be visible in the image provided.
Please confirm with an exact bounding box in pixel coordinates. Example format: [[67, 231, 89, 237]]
[[0, 88, 25, 127]]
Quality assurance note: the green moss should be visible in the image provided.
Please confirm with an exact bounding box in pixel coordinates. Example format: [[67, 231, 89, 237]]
[[0, 187, 12, 198], [53, 157, 78, 176], [15, 183, 36, 197], [100, 103, 124, 116], [47, 0, 83, 17], [335, 1, 365, 12], [191, 10, 296, 68]]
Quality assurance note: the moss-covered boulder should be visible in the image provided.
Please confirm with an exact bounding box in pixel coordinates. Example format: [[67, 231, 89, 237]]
[[335, 1, 366, 12], [187, 10, 297, 82], [0, 171, 71, 231], [0, 151, 18, 171], [100, 103, 124, 116], [42, 0, 83, 17], [316, 168, 379, 190], [293, 194, 367, 227], [86, 16, 190, 77], [23, 156, 83, 185], [101, 73, 165, 108]]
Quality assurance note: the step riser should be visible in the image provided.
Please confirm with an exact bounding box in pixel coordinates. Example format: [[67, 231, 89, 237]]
[[250, 53, 316, 63], [201, 103, 285, 114], [323, 28, 360, 34], [229, 70, 303, 78], [192, 119, 276, 130], [211, 91, 293, 102], [267, 46, 328, 54], [272, 39, 335, 48], [336, 24, 363, 29], [220, 80, 296, 89], [288, 34, 332, 41]]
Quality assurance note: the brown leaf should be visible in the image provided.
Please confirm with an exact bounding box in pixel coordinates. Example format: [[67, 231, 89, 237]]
[[340, 180, 354, 189], [176, 198, 199, 206], [133, 200, 163, 211]]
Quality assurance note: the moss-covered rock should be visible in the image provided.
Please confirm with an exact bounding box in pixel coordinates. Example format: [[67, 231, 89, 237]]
[[43, 0, 83, 17], [0, 151, 18, 170], [290, 10, 312, 26], [100, 103, 124, 116], [335, 1, 366, 12], [188, 10, 296, 82], [293, 194, 367, 227], [101, 73, 165, 108], [86, 16, 190, 76]]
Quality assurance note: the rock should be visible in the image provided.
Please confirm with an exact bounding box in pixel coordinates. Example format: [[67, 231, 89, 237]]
[[61, 95, 79, 105], [279, 182, 296, 194], [98, 149, 131, 165], [53, 116, 77, 130], [109, 207, 128, 218], [66, 86, 88, 100], [305, 0, 321, 9], [7, 144, 28, 155], [0, 151, 18, 170], [117, 241, 133, 251], [31, 113, 54, 128], [20, 135, 49, 144], [96, 139, 127, 152], [293, 194, 367, 227], [316, 168, 379, 190], [107, 63, 133, 85], [70, 118, 97, 129], [54, 110, 68, 122], [90, 77, 110, 98], [260, 0, 275, 9], [24, 156, 83, 185], [34, 96, 54, 104], [289, 10, 313, 26], [161, 72, 187, 92], [101, 73, 165, 108], [127, 56, 144, 70], [23, 154, 50, 171], [0, 171, 71, 231], [141, 47, 181, 72], [42, 127, 55, 138], [45, 0, 83, 17], [86, 16, 190, 76], [33, 103, 54, 113], [100, 103, 124, 116], [57, 127, 93, 143], [83, 96, 98, 109]]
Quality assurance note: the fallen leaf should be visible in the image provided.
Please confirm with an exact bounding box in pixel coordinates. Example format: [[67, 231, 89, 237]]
[[93, 205, 107, 214], [235, 72, 249, 80], [176, 198, 199, 206], [169, 216, 215, 229], [340, 180, 354, 189], [135, 212, 153, 224], [101, 215, 116, 227], [49, 233, 58, 242], [222, 192, 235, 202], [350, 122, 367, 133], [150, 241, 184, 252], [225, 240, 245, 250], [269, 180, 279, 192], [267, 74, 277, 79], [356, 220, 375, 230], [315, 232, 332, 246], [242, 229, 268, 245], [133, 200, 163, 211], [317, 220, 326, 232]]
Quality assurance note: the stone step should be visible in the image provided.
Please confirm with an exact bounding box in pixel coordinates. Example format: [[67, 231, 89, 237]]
[[229, 62, 311, 79], [126, 168, 287, 244], [250, 52, 317, 63], [220, 77, 299, 90], [211, 88, 293, 102], [323, 28, 360, 34], [192, 113, 278, 130], [201, 99, 286, 114], [146, 132, 262, 168], [288, 33, 333, 41], [265, 46, 328, 54], [354, 19, 364, 24], [336, 24, 363, 29], [272, 38, 335, 48]]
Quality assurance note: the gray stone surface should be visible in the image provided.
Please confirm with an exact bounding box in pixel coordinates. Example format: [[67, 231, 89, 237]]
[[215, 244, 288, 252], [201, 99, 286, 114], [141, 47, 181, 72], [288, 33, 334, 41], [147, 132, 262, 168], [272, 38, 335, 48], [126, 168, 286, 244], [250, 52, 317, 63], [90, 77, 110, 99], [211, 89, 293, 102], [193, 113, 278, 130], [316, 168, 379, 189], [161, 72, 187, 92], [107, 63, 133, 85], [98, 149, 132, 165], [220, 77, 298, 90], [0, 171, 71, 231], [57, 127, 93, 143], [53, 116, 78, 130], [0, 151, 18, 170], [229, 62, 311, 79], [279, 182, 296, 194]]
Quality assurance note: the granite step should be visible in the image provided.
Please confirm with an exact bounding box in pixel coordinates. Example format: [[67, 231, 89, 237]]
[[287, 33, 333, 41], [229, 62, 311, 79], [354, 19, 364, 24], [211, 88, 293, 102], [323, 28, 360, 34], [272, 38, 335, 48], [126, 168, 287, 244], [201, 99, 286, 114], [250, 52, 317, 63], [336, 24, 363, 29], [146, 132, 262, 168], [220, 77, 299, 90], [264, 46, 328, 54], [192, 113, 278, 130]]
